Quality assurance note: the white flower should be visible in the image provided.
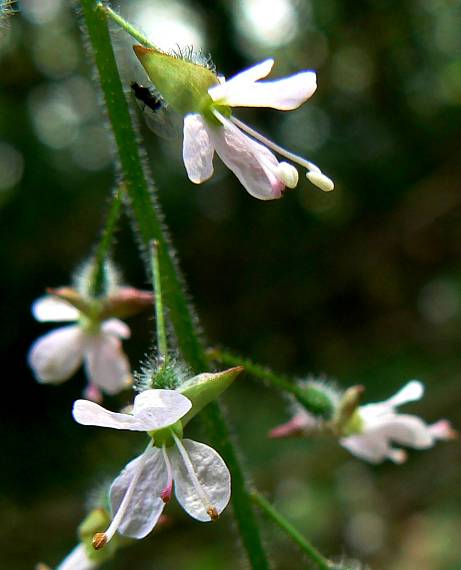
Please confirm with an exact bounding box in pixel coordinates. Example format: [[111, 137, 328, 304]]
[[28, 296, 131, 400], [183, 59, 334, 200], [340, 381, 456, 464], [72, 389, 231, 546]]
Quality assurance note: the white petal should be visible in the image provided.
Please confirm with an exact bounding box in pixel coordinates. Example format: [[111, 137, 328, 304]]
[[183, 114, 215, 183], [370, 414, 433, 448], [208, 59, 274, 102], [32, 296, 79, 322], [28, 325, 84, 383], [110, 448, 167, 539], [211, 71, 317, 110], [84, 333, 131, 395], [209, 123, 284, 200], [383, 381, 425, 408], [56, 544, 97, 570], [72, 399, 151, 431], [102, 318, 131, 339], [133, 389, 192, 430], [340, 433, 392, 464], [170, 439, 231, 521]]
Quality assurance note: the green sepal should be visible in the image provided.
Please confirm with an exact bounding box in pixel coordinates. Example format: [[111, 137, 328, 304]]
[[295, 383, 336, 420], [133, 45, 219, 115], [333, 385, 364, 435], [179, 366, 243, 426]]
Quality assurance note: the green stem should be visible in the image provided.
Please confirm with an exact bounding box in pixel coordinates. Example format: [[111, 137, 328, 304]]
[[88, 186, 123, 298], [210, 349, 334, 419], [97, 3, 155, 48], [251, 491, 332, 570], [151, 241, 168, 359], [78, 3, 270, 568]]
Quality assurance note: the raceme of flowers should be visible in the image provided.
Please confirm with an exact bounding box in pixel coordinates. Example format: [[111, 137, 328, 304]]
[[270, 380, 456, 463], [73, 388, 231, 547], [28, 295, 132, 401], [134, 48, 334, 201]]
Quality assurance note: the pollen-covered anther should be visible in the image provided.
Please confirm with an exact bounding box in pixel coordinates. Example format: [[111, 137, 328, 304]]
[[277, 162, 299, 189], [92, 532, 108, 550], [306, 170, 335, 192], [207, 506, 219, 521]]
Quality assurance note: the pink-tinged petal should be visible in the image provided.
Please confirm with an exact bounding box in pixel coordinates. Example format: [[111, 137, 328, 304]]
[[84, 334, 131, 395], [110, 448, 167, 539], [28, 325, 84, 383], [133, 389, 192, 430], [170, 439, 231, 521], [32, 296, 79, 322], [101, 318, 131, 339], [340, 433, 393, 464], [209, 59, 274, 102], [211, 71, 317, 110], [209, 123, 284, 200], [72, 399, 151, 431], [269, 412, 317, 438], [83, 383, 103, 403], [183, 114, 214, 183], [429, 419, 457, 440]]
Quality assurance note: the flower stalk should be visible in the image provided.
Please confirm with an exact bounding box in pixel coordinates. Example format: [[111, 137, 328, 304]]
[[251, 490, 332, 570], [78, 2, 271, 567], [151, 241, 168, 359], [209, 348, 334, 418], [88, 186, 123, 298]]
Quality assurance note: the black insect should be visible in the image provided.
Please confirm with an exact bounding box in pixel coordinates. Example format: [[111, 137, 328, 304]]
[[130, 81, 162, 112], [130, 81, 179, 140]]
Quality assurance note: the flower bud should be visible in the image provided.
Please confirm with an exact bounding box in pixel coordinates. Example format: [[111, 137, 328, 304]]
[[100, 287, 154, 319], [179, 366, 243, 426], [133, 46, 218, 116]]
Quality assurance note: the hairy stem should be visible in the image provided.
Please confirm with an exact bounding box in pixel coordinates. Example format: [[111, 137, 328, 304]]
[[78, 3, 270, 568], [97, 3, 156, 48], [210, 348, 334, 418], [251, 491, 332, 569], [151, 241, 168, 359], [89, 185, 123, 298]]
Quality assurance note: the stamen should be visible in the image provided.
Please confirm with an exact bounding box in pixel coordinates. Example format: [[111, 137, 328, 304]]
[[228, 115, 322, 174], [172, 433, 219, 521], [306, 171, 334, 192], [93, 442, 153, 548], [212, 110, 334, 191], [160, 444, 174, 503]]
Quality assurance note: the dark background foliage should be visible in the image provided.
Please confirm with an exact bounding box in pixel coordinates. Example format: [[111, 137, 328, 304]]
[[1, 0, 461, 568]]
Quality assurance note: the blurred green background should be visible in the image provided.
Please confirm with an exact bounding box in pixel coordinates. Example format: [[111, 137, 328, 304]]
[[1, 0, 461, 568]]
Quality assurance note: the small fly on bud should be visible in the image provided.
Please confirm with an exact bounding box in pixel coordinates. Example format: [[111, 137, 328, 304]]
[[130, 81, 179, 140]]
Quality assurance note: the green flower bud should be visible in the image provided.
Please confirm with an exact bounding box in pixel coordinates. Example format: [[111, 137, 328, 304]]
[[179, 366, 243, 426], [133, 45, 219, 115]]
